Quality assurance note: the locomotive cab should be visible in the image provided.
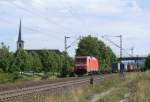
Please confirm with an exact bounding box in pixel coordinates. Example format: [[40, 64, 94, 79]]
[[74, 56, 99, 75]]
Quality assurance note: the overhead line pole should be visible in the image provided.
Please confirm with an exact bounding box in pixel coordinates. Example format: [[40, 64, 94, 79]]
[[130, 47, 134, 57], [120, 35, 123, 59], [63, 36, 70, 76], [63, 35, 81, 76]]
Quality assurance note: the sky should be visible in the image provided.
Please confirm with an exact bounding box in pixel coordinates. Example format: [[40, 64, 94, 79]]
[[0, 0, 150, 57]]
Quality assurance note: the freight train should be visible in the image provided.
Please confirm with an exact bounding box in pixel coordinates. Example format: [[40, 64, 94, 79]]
[[74, 56, 128, 75], [74, 56, 99, 75]]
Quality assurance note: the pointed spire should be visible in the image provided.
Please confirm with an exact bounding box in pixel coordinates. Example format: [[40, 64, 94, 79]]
[[18, 19, 22, 42], [17, 19, 24, 49]]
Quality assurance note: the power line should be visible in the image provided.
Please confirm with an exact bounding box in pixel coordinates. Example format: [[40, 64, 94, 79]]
[[9, 1, 70, 32], [130, 47, 134, 57], [67, 36, 81, 49], [0, 16, 63, 42], [59, 0, 88, 33], [101, 35, 132, 57], [24, 27, 63, 41], [0, 2, 64, 41]]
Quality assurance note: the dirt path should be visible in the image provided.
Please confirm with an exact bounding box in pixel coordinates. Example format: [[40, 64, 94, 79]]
[[90, 80, 131, 102], [119, 93, 130, 102], [90, 87, 116, 102]]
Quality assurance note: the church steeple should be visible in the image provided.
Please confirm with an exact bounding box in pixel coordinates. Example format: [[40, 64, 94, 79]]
[[18, 19, 22, 42], [17, 19, 24, 49]]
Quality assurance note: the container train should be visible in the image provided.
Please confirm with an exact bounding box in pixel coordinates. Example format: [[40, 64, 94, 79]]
[[74, 56, 99, 75]]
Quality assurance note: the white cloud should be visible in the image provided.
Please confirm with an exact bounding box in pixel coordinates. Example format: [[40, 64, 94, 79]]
[[0, 0, 150, 56]]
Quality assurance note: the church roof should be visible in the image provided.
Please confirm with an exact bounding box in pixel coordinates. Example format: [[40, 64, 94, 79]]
[[26, 49, 62, 55]]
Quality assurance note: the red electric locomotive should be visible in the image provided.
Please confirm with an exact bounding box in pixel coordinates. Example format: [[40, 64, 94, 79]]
[[74, 56, 99, 75]]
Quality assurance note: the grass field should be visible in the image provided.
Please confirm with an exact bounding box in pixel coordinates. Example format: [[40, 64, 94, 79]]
[[0, 72, 58, 84], [40, 71, 150, 102], [0, 72, 41, 84], [0, 71, 149, 102]]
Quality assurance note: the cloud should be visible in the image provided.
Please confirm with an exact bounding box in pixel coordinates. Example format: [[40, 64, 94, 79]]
[[0, 0, 150, 56]]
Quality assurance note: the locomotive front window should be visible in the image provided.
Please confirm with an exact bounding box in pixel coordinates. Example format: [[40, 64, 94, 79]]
[[76, 58, 86, 62]]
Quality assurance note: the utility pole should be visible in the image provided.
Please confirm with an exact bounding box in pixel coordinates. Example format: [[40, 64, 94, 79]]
[[120, 35, 122, 59], [64, 36, 70, 76], [130, 47, 134, 57], [62, 35, 81, 76], [65, 36, 71, 56]]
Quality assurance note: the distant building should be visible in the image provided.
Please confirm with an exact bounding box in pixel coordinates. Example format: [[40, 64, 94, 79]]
[[16, 19, 62, 55], [26, 49, 62, 55]]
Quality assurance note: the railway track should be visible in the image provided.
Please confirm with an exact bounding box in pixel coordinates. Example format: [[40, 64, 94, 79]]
[[0, 74, 115, 102], [0, 77, 81, 92]]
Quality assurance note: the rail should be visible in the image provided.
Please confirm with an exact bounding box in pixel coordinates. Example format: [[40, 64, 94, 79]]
[[0, 74, 113, 102]]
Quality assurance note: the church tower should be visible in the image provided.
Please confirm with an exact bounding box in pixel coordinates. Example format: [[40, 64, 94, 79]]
[[17, 19, 24, 49]]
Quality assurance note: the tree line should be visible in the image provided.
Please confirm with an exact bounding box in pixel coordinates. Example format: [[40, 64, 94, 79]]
[[0, 43, 73, 78], [0, 35, 149, 80]]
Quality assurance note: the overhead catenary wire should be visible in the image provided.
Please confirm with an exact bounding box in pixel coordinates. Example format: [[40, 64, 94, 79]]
[[1, 0, 88, 42], [0, 1, 85, 53], [101, 35, 132, 57], [67, 36, 81, 49], [0, 2, 65, 41], [59, 0, 88, 34], [3, 1, 69, 35]]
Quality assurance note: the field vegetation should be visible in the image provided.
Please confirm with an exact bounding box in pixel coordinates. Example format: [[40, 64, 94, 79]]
[[40, 71, 150, 102], [0, 42, 74, 83]]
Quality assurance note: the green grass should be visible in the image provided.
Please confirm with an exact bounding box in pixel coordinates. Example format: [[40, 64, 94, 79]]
[[0, 72, 44, 84], [0, 73, 15, 83], [129, 71, 150, 102], [40, 71, 150, 102], [0, 72, 59, 84], [95, 72, 150, 102], [36, 74, 126, 102], [1, 71, 149, 102], [97, 81, 130, 102]]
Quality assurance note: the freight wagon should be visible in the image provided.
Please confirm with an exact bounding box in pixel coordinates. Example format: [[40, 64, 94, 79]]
[[111, 62, 125, 73], [112, 63, 119, 73]]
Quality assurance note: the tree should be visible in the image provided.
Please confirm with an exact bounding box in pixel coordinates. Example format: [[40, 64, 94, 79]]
[[145, 54, 150, 70], [59, 51, 74, 77], [40, 50, 54, 77], [0, 43, 12, 72], [48, 51, 59, 76], [30, 52, 43, 73], [13, 49, 31, 72], [76, 35, 117, 72]]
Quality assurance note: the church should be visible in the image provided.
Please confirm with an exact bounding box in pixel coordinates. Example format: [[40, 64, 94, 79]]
[[16, 19, 62, 55]]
